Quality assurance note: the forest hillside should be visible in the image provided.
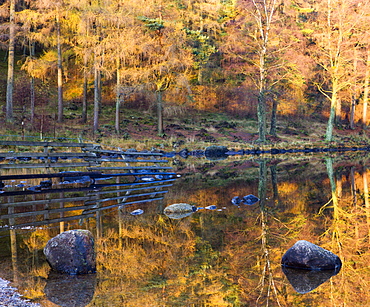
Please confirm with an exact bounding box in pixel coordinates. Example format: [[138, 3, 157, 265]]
[[0, 0, 370, 149]]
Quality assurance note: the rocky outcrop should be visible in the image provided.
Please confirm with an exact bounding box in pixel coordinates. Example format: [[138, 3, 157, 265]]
[[44, 229, 96, 275], [281, 240, 342, 271]]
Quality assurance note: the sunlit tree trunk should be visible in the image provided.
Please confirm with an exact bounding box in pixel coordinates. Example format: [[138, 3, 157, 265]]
[[93, 54, 101, 133], [6, 0, 16, 122], [335, 98, 342, 125], [115, 59, 121, 134], [156, 91, 164, 135], [350, 48, 358, 130], [350, 94, 356, 130], [29, 40, 35, 128], [82, 60, 88, 124], [56, 9, 63, 123]]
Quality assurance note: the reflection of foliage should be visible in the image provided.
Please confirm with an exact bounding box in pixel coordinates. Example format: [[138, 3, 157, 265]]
[[9, 159, 370, 306]]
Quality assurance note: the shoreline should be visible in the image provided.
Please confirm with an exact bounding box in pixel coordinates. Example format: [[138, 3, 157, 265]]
[[0, 278, 40, 307]]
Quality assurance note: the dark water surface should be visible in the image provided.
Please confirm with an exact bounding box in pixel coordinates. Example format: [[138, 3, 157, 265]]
[[0, 151, 369, 306]]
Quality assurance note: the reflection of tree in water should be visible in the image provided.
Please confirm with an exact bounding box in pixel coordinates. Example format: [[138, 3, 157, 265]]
[[255, 159, 283, 306], [95, 214, 236, 306], [317, 157, 370, 306], [6, 157, 370, 305]]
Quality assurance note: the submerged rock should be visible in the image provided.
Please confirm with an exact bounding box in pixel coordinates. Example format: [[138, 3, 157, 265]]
[[44, 229, 96, 275], [164, 203, 197, 219], [281, 240, 342, 271]]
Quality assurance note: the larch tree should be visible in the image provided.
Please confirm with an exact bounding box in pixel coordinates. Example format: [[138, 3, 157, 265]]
[[6, 0, 15, 122], [137, 6, 193, 136], [20, 0, 69, 124]]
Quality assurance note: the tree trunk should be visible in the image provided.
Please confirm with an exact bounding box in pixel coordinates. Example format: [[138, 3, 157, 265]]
[[115, 60, 121, 134], [257, 92, 267, 142], [350, 94, 356, 129], [30, 41, 35, 128], [157, 91, 164, 135], [93, 62, 101, 133], [6, 0, 15, 122], [82, 55, 88, 124], [56, 10, 63, 123], [269, 98, 277, 136], [325, 80, 338, 142], [335, 98, 341, 125]]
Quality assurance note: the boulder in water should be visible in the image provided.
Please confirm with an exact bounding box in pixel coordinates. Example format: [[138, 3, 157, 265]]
[[281, 240, 342, 271], [44, 229, 96, 275]]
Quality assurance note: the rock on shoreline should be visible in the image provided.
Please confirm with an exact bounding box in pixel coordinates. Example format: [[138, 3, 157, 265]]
[[0, 277, 40, 307]]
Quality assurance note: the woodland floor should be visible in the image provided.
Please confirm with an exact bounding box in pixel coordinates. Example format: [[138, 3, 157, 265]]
[[1, 105, 369, 151]]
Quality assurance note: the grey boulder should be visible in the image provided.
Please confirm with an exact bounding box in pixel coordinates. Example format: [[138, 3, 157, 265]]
[[281, 240, 342, 271], [44, 229, 96, 275]]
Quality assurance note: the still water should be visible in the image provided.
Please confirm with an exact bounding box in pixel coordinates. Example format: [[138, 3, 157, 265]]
[[0, 151, 369, 306]]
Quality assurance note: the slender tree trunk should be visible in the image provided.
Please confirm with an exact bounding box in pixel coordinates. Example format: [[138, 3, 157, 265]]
[[363, 49, 370, 128], [350, 94, 356, 129], [157, 91, 164, 135], [257, 93, 267, 142], [6, 0, 15, 122], [82, 65, 88, 123], [350, 48, 358, 129], [269, 98, 277, 136], [115, 60, 121, 134], [56, 11, 63, 123], [198, 66, 204, 85], [93, 60, 100, 133], [335, 98, 341, 125], [325, 79, 338, 142], [30, 41, 35, 128]]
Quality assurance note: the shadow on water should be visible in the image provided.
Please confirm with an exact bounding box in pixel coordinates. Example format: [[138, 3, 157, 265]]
[[0, 149, 370, 305]]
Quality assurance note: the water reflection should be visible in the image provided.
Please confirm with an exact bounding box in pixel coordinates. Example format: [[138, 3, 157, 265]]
[[282, 267, 340, 294], [0, 169, 179, 230], [44, 272, 96, 307], [1, 152, 370, 305]]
